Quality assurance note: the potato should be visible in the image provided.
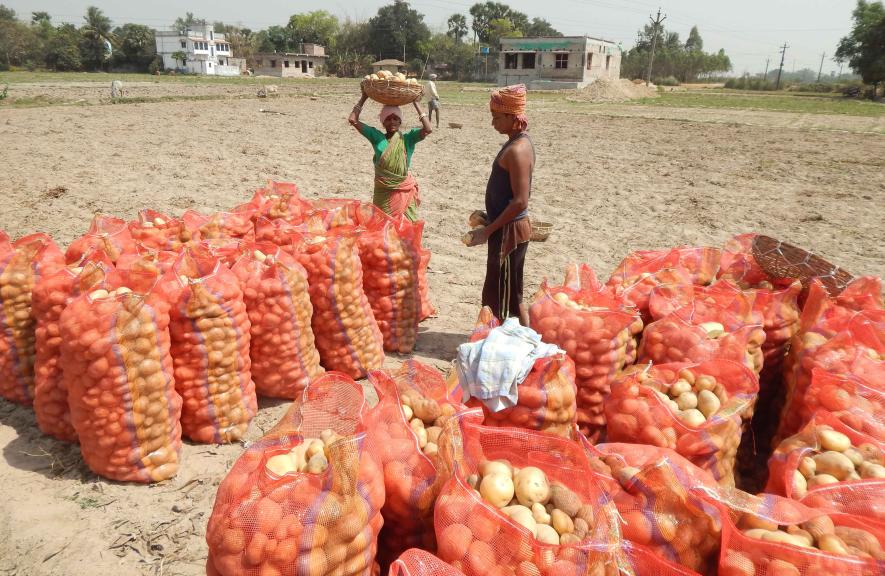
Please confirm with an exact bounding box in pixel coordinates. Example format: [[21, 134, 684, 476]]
[[817, 429, 851, 453], [503, 505, 537, 535], [807, 473, 841, 488], [549, 483, 581, 517], [481, 460, 513, 479], [532, 502, 551, 525], [480, 473, 515, 508], [676, 391, 698, 411], [535, 523, 560, 545], [792, 470, 808, 498], [266, 453, 297, 476], [859, 461, 885, 479], [679, 409, 706, 427], [818, 534, 850, 555], [696, 389, 721, 418], [798, 456, 816, 479], [813, 451, 855, 480], [551, 509, 574, 536], [306, 452, 329, 474], [514, 467, 551, 507]]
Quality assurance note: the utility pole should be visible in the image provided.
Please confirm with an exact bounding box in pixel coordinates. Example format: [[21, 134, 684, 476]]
[[817, 51, 825, 82], [763, 58, 770, 80], [645, 8, 666, 87], [775, 43, 788, 90]]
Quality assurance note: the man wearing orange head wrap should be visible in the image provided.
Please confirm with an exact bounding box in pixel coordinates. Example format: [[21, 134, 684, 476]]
[[466, 84, 535, 325]]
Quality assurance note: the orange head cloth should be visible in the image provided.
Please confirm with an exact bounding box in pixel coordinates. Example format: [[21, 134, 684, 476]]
[[490, 84, 528, 129]]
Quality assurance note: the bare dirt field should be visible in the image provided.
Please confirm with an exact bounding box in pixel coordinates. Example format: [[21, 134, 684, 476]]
[[0, 78, 883, 576]]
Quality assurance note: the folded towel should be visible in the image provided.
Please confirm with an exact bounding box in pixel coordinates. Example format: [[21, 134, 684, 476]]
[[456, 317, 563, 412]]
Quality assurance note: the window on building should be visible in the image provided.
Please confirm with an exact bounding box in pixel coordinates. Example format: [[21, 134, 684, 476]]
[[606, 55, 612, 70], [270, 59, 276, 68], [555, 53, 568, 69], [284, 60, 290, 68], [504, 53, 518, 69], [587, 53, 593, 69], [309, 61, 314, 68], [522, 53, 535, 69], [181, 40, 186, 49]]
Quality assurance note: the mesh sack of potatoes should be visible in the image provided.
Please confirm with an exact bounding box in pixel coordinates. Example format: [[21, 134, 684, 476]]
[[254, 216, 306, 249], [803, 367, 885, 442], [65, 215, 136, 265], [365, 361, 464, 571], [778, 304, 885, 443], [606, 247, 721, 324], [529, 265, 643, 442], [182, 210, 256, 243], [390, 549, 467, 576], [231, 243, 323, 399], [432, 410, 627, 576], [205, 373, 385, 576], [296, 229, 385, 378], [127, 209, 192, 252], [605, 360, 759, 487], [257, 182, 313, 224], [698, 486, 885, 576], [33, 252, 113, 442], [0, 231, 66, 405], [620, 541, 704, 576], [766, 411, 885, 506], [458, 307, 578, 439], [116, 246, 179, 278], [639, 300, 766, 375], [166, 250, 256, 444], [358, 213, 422, 354], [581, 441, 721, 573], [59, 269, 183, 483]]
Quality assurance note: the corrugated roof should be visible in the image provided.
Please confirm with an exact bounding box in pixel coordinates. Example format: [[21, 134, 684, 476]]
[[372, 59, 406, 66]]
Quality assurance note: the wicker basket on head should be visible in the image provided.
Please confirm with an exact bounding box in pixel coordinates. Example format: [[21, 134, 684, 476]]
[[751, 234, 854, 297], [530, 221, 553, 242], [362, 79, 424, 106]]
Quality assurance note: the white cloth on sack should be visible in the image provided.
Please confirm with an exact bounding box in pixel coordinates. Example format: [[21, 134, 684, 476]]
[[455, 317, 563, 412]]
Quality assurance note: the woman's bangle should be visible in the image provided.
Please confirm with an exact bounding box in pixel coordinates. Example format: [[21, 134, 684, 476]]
[[418, 113, 428, 119], [353, 104, 362, 111]]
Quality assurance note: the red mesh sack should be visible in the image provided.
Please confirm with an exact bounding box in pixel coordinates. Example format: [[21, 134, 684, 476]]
[[581, 441, 721, 573], [804, 368, 885, 442], [205, 373, 386, 576], [700, 488, 885, 576], [798, 479, 885, 522], [231, 243, 323, 399], [366, 361, 464, 571], [116, 247, 178, 277], [0, 232, 66, 405], [620, 542, 703, 576], [182, 210, 255, 242], [254, 216, 305, 248], [779, 308, 885, 441], [390, 549, 466, 576], [127, 209, 191, 252], [639, 300, 766, 374], [418, 248, 435, 321], [605, 360, 758, 486], [766, 411, 885, 507], [256, 183, 312, 223], [33, 254, 113, 441], [166, 251, 256, 444], [433, 412, 625, 576], [59, 270, 182, 482], [297, 230, 385, 378], [530, 265, 643, 441], [456, 306, 579, 439], [65, 215, 135, 264], [606, 247, 720, 323], [718, 233, 771, 286], [358, 214, 422, 353]]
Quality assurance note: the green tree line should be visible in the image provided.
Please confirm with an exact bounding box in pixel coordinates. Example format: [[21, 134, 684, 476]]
[[621, 24, 732, 83]]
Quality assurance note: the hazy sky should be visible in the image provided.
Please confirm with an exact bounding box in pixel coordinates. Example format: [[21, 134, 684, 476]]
[[5, 0, 856, 75]]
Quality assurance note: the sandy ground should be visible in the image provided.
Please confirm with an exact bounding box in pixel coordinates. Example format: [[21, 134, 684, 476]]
[[0, 81, 884, 576]]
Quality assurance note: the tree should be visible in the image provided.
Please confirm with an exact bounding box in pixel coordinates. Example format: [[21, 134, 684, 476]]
[[447, 14, 468, 42], [46, 23, 82, 70], [685, 25, 703, 51], [419, 33, 476, 80], [174, 12, 205, 33], [328, 18, 372, 76], [0, 9, 36, 70], [113, 23, 155, 70], [525, 17, 562, 37], [223, 26, 255, 62], [488, 17, 521, 47], [0, 4, 15, 21], [366, 1, 430, 63], [836, 0, 885, 97], [31, 11, 50, 24], [170, 50, 187, 68], [287, 10, 339, 48], [80, 6, 114, 70], [469, 2, 513, 43], [256, 25, 293, 52]]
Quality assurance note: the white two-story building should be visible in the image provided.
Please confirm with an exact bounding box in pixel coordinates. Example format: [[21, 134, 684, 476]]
[[155, 24, 240, 76]]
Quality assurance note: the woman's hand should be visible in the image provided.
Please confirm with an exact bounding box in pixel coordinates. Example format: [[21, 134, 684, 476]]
[[415, 100, 433, 137]]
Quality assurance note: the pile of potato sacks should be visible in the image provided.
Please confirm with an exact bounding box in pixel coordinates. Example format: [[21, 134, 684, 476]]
[[0, 181, 433, 484]]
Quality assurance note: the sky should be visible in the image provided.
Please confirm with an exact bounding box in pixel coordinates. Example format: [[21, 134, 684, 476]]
[[5, 0, 857, 75]]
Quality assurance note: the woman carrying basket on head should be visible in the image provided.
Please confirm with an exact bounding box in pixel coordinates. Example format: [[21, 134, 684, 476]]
[[348, 86, 433, 222]]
